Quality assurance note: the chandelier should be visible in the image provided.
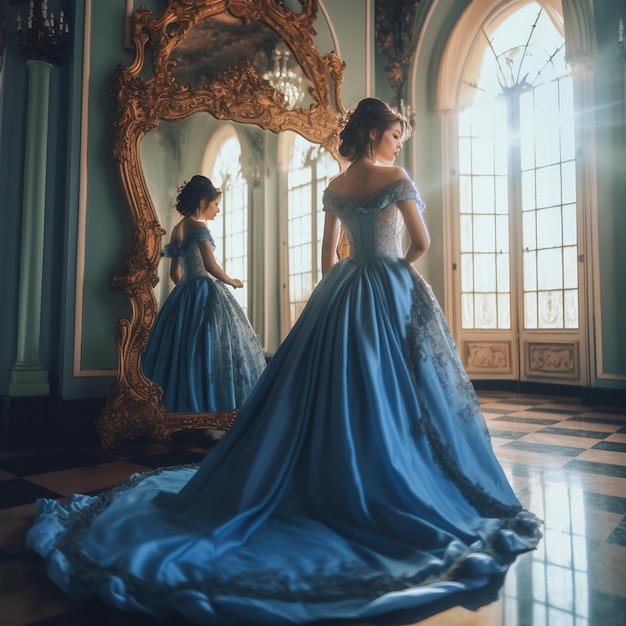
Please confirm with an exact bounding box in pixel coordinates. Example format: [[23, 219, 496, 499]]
[[263, 42, 304, 109], [16, 0, 70, 66]]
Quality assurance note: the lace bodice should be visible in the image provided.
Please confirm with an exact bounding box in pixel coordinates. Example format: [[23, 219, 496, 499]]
[[322, 178, 424, 263], [163, 228, 215, 281]]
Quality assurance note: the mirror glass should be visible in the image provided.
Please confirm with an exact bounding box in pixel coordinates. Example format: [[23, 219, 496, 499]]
[[140, 114, 267, 314], [171, 13, 313, 109]]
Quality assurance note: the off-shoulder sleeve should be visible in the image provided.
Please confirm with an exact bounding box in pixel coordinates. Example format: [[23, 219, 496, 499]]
[[163, 243, 177, 258], [323, 177, 425, 214], [187, 227, 215, 249], [163, 227, 216, 257], [392, 177, 425, 212]]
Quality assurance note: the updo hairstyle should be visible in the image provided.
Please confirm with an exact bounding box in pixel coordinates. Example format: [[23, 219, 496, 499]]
[[175, 175, 222, 216], [338, 98, 411, 162]]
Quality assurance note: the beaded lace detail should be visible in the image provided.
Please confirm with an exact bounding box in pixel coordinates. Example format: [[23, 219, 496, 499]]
[[323, 178, 425, 263], [163, 228, 215, 281]]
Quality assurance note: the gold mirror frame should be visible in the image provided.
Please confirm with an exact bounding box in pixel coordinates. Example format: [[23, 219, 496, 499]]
[[97, 0, 345, 448]]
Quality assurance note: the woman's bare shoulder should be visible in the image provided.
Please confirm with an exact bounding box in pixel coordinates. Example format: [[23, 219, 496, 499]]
[[380, 166, 410, 183], [170, 219, 208, 245]]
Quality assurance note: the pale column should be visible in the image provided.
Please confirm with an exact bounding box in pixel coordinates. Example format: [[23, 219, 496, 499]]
[[9, 59, 52, 397]]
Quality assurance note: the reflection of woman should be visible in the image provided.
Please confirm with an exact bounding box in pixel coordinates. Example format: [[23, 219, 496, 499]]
[[28, 100, 541, 625], [142, 175, 266, 413]]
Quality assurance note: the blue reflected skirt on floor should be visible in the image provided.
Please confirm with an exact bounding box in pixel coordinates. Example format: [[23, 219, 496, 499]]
[[28, 257, 542, 625]]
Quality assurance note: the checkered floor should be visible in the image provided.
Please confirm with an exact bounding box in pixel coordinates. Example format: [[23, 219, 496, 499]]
[[1, 392, 625, 626]]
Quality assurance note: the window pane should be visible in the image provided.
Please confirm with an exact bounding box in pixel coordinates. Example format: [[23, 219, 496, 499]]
[[475, 293, 497, 328], [537, 248, 563, 290], [536, 207, 563, 249], [520, 91, 535, 170], [461, 253, 474, 291], [462, 293, 474, 328], [536, 164, 561, 208], [525, 292, 538, 329], [459, 176, 473, 214], [538, 290, 563, 328], [534, 82, 561, 167], [564, 289, 579, 328], [523, 249, 537, 291], [563, 245, 578, 289], [495, 176, 509, 214], [562, 160, 576, 205], [496, 214, 509, 252], [471, 136, 495, 174], [521, 170, 535, 211], [473, 215, 496, 252], [460, 215, 473, 251], [498, 293, 511, 329], [559, 77, 576, 161], [522, 211, 537, 251], [212, 137, 248, 313], [497, 252, 510, 292], [472, 177, 495, 212], [562, 203, 577, 246], [474, 253, 496, 291]]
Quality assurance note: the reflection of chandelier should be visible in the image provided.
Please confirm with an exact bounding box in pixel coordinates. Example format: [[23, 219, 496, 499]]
[[16, 0, 70, 66], [263, 42, 304, 109]]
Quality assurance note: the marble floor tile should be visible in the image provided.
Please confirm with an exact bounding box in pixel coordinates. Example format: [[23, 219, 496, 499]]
[[24, 460, 152, 496], [493, 446, 573, 469], [576, 448, 626, 465], [604, 431, 626, 444], [587, 542, 626, 597], [0, 468, 16, 481], [495, 413, 563, 425], [519, 431, 602, 448], [0, 503, 35, 556], [477, 402, 537, 411], [551, 419, 623, 433], [2, 391, 625, 626], [490, 418, 549, 432], [0, 558, 76, 626], [580, 508, 624, 543]]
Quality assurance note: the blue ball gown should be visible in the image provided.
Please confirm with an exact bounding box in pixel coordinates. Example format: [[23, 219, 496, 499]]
[[141, 227, 266, 412], [27, 178, 541, 625]]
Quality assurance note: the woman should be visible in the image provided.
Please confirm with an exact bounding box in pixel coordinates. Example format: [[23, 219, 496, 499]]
[[27, 99, 541, 625], [142, 175, 266, 413]]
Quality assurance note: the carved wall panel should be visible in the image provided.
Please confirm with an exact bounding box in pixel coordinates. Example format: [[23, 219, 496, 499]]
[[463, 341, 513, 375], [525, 341, 579, 379]]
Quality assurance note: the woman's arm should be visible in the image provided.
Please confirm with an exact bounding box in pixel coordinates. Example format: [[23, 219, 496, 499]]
[[169, 257, 182, 285], [321, 212, 341, 276], [398, 198, 430, 263], [198, 238, 243, 288]]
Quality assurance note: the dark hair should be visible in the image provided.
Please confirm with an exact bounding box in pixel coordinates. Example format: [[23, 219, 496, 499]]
[[175, 175, 222, 216], [338, 98, 411, 161]]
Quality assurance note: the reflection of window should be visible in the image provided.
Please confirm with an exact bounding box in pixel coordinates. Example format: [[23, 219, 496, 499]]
[[211, 137, 249, 314], [285, 135, 336, 328], [500, 470, 589, 624], [458, 3, 578, 331]]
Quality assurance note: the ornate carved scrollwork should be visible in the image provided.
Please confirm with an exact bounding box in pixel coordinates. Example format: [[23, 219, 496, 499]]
[[374, 0, 421, 110], [97, 0, 345, 448]]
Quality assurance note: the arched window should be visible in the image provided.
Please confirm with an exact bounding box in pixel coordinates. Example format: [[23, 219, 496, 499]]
[[282, 133, 337, 331], [439, 0, 587, 384], [210, 135, 250, 314]]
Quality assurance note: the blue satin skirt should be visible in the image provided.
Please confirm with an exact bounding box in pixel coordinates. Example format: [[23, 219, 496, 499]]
[[28, 257, 541, 624], [142, 276, 266, 412]]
